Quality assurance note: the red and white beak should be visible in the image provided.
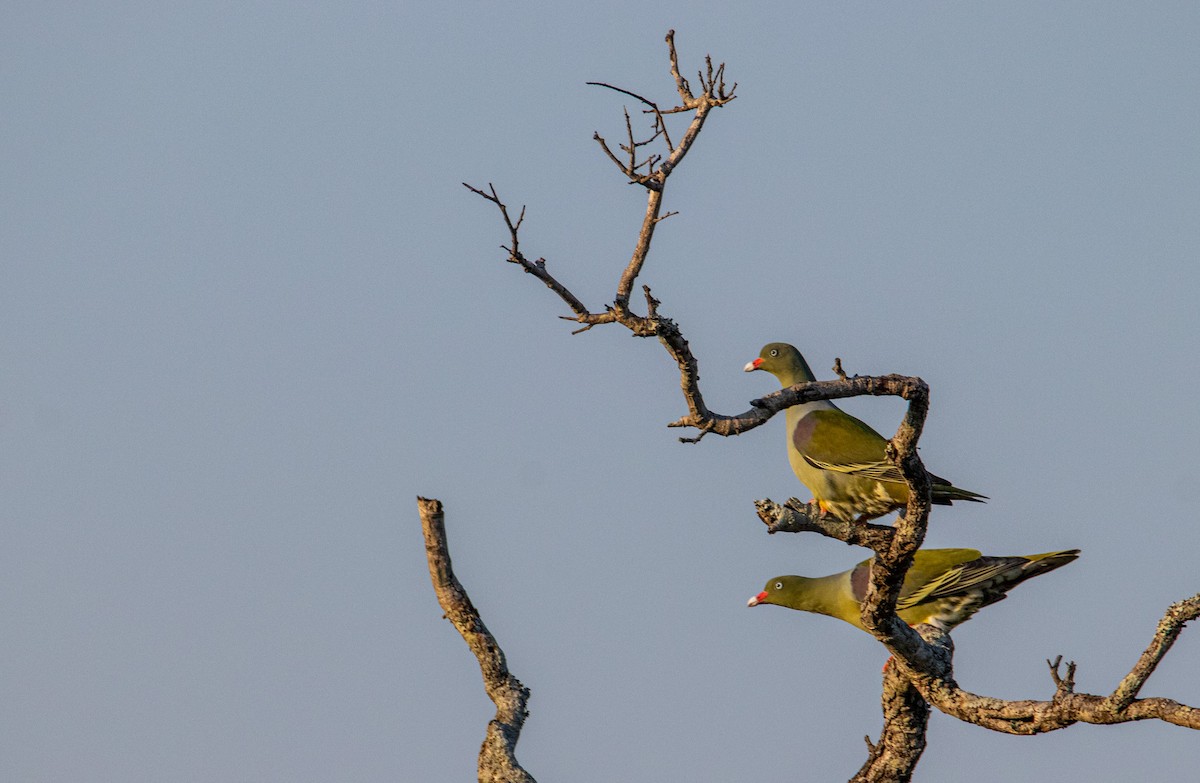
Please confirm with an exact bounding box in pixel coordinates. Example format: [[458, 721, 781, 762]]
[[743, 357, 763, 372], [747, 591, 768, 607]]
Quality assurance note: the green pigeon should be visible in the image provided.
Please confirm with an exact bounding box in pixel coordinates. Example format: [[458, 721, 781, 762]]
[[747, 548, 1079, 632], [745, 342, 986, 522]]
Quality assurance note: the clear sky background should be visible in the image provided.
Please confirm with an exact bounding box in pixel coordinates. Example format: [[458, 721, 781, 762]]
[[3, 3, 1198, 782]]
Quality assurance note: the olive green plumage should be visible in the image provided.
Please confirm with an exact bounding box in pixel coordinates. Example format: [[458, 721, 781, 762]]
[[744, 342, 986, 522], [747, 548, 1079, 632]]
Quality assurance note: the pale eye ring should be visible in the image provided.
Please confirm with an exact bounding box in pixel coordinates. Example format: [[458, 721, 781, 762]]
[[774, 581, 783, 590], [769, 348, 778, 357]]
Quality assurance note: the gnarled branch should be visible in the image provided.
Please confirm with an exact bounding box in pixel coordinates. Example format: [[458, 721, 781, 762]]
[[466, 30, 736, 418], [459, 27, 1200, 783], [1109, 593, 1200, 710], [851, 664, 929, 783], [418, 498, 536, 783], [898, 595, 1200, 734], [465, 31, 947, 781], [755, 497, 895, 549]]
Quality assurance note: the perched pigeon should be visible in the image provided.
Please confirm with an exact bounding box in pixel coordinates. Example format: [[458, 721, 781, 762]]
[[748, 548, 1079, 632], [745, 342, 985, 522]]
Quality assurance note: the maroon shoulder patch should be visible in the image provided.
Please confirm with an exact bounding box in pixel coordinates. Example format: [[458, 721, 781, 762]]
[[850, 560, 871, 602], [792, 411, 819, 451]]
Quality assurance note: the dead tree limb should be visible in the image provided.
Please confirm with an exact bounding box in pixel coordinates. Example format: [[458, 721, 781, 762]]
[[900, 596, 1200, 734], [418, 497, 536, 783], [462, 29, 951, 782], [458, 28, 1200, 783], [465, 29, 735, 415], [851, 664, 930, 783]]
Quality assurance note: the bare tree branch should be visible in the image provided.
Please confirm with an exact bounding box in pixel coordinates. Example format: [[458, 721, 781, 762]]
[[465, 29, 737, 416], [461, 183, 591, 322], [855, 378, 934, 663], [888, 595, 1200, 735], [833, 357, 850, 380], [1108, 593, 1200, 710], [457, 28, 1200, 783], [464, 32, 949, 780], [756, 497, 896, 549], [418, 497, 536, 783], [851, 665, 929, 783]]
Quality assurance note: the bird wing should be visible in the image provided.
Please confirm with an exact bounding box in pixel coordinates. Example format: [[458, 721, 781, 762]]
[[897, 555, 1016, 609], [795, 409, 907, 481], [796, 410, 960, 487], [898, 549, 983, 601], [848, 550, 983, 605]]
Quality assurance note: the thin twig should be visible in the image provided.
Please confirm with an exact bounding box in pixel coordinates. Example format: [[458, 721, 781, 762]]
[[586, 80, 658, 108]]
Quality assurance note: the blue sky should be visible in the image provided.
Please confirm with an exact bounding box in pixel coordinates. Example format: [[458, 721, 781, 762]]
[[3, 3, 1198, 781]]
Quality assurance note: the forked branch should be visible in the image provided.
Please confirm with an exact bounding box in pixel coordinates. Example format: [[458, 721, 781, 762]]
[[461, 183, 591, 322], [459, 27, 1199, 783], [465, 32, 945, 779], [466, 30, 736, 408], [887, 595, 1200, 736]]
